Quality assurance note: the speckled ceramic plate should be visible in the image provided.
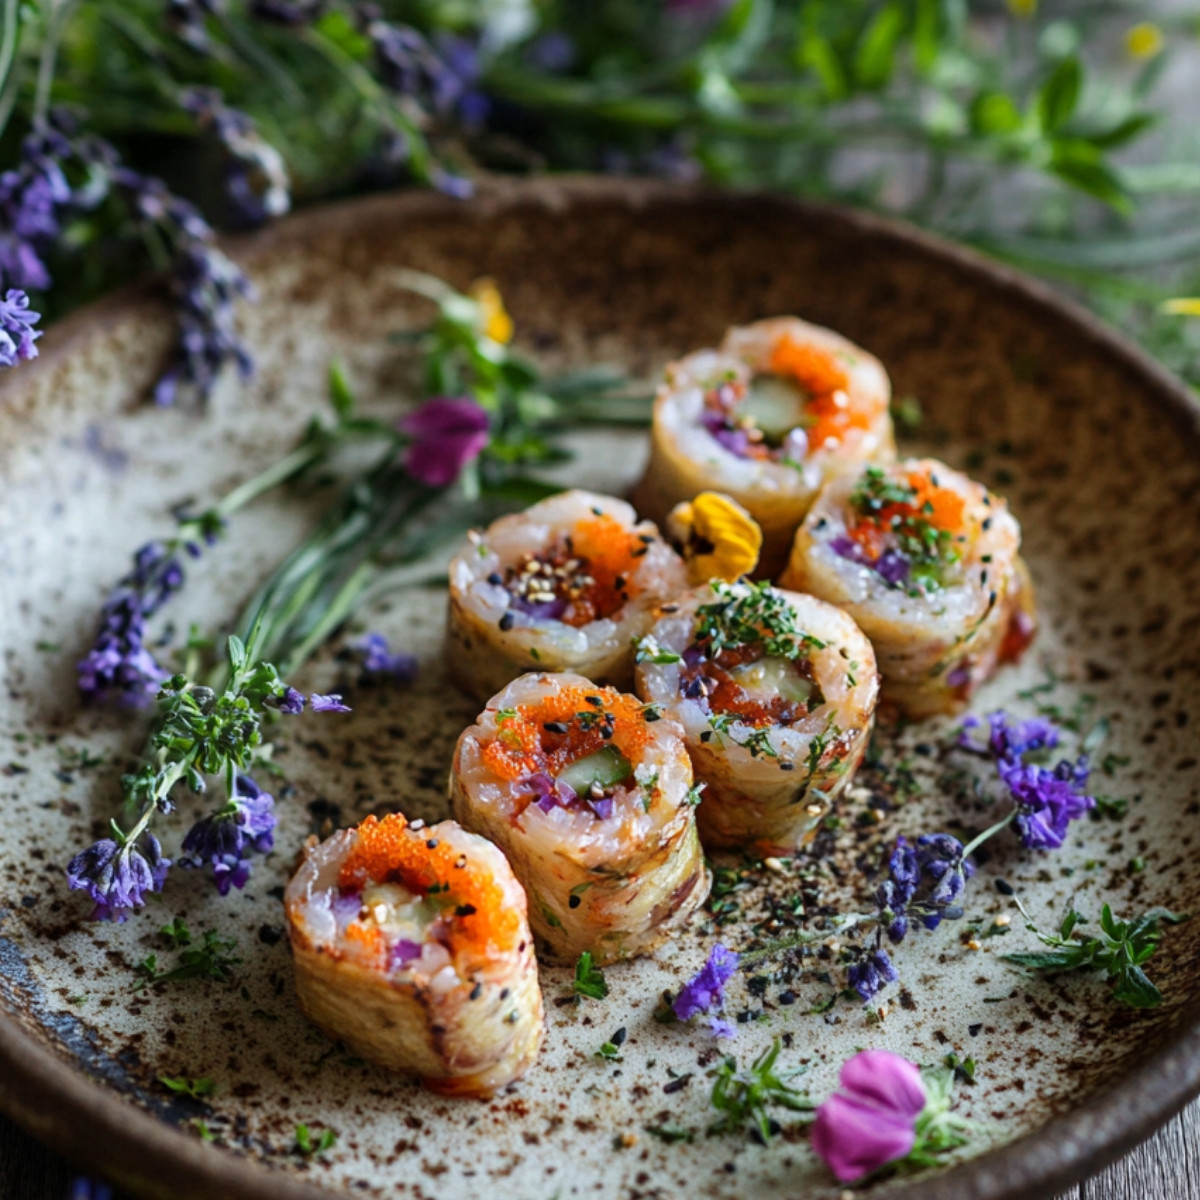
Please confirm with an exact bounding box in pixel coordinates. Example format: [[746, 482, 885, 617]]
[[3, 179, 1200, 1200]]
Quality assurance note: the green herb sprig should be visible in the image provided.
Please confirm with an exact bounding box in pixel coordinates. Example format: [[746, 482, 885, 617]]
[[707, 1038, 813, 1142], [573, 951, 609, 1001], [1002, 901, 1188, 1008]]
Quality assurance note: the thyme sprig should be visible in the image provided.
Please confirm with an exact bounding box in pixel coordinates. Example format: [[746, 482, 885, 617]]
[[708, 1038, 813, 1143]]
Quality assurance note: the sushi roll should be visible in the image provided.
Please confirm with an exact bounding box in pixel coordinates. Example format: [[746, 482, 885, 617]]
[[450, 671, 708, 965], [779, 458, 1035, 719], [284, 812, 544, 1098], [446, 490, 688, 704], [632, 317, 894, 577], [635, 581, 879, 856]]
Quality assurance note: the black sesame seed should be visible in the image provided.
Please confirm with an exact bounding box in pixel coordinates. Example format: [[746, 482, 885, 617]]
[[569, 894, 581, 909], [700, 731, 714, 743], [543, 721, 569, 734], [778, 989, 797, 1006], [968, 1022, 982, 1037], [995, 878, 1014, 896], [914, 742, 933, 757], [591, 506, 603, 516], [455, 904, 477, 917], [499, 611, 515, 632], [599, 726, 613, 740], [779, 761, 795, 771], [585, 695, 604, 707], [663, 1075, 691, 1094], [470, 982, 483, 1001], [611, 1027, 627, 1046], [426, 839, 439, 849], [500, 987, 510, 1000], [487, 572, 503, 585]]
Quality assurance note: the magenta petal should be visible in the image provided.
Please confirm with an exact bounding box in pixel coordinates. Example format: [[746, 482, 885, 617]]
[[811, 1092, 918, 1183], [397, 396, 489, 438], [403, 430, 490, 486], [839, 1049, 927, 1119]]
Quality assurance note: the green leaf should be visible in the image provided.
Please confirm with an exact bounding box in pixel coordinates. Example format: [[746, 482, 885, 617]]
[[1002, 950, 1080, 970], [1086, 113, 1157, 151], [573, 951, 609, 1001], [1037, 57, 1082, 133], [970, 91, 1023, 136], [328, 360, 356, 419], [798, 32, 847, 101], [1112, 965, 1162, 1009], [854, 2, 906, 89], [1050, 152, 1132, 214], [226, 635, 248, 674]]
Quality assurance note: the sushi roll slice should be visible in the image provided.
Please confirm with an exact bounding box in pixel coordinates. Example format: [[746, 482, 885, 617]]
[[446, 490, 688, 704], [285, 812, 544, 1098], [635, 581, 879, 856], [779, 458, 1034, 719], [450, 671, 708, 965], [632, 317, 895, 577]]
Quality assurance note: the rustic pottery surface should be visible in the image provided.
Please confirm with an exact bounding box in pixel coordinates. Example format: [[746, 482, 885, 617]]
[[2, 180, 1200, 1200]]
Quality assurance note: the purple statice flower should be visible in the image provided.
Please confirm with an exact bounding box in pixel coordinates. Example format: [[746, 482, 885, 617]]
[[182, 89, 290, 226], [1000, 756, 1095, 851], [846, 946, 898, 1002], [811, 1050, 927, 1183], [180, 774, 275, 895], [708, 1016, 737, 1040], [356, 632, 419, 685], [0, 289, 41, 365], [311, 693, 352, 713], [961, 709, 1093, 850], [673, 943, 740, 1022], [398, 396, 490, 487], [66, 831, 170, 922], [77, 539, 194, 706]]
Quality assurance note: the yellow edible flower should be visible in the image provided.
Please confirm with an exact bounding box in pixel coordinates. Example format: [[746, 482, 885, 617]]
[[1125, 22, 1164, 60], [1162, 298, 1200, 317], [668, 491, 763, 585], [1006, 0, 1037, 18], [469, 277, 514, 345]]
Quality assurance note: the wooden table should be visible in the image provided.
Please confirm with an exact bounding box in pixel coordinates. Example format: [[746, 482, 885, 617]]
[[3, 1102, 1197, 1197]]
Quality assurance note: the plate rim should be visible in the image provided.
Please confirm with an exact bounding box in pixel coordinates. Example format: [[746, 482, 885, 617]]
[[2, 175, 1198, 1200]]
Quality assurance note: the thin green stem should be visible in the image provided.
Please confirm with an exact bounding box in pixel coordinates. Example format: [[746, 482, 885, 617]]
[[33, 0, 76, 127], [739, 913, 873, 967], [960, 809, 1017, 861], [213, 437, 335, 519]]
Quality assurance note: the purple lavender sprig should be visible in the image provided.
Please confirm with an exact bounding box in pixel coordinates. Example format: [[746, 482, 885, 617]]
[[78, 512, 225, 707], [182, 89, 291, 227], [673, 943, 741, 1039], [66, 633, 349, 922]]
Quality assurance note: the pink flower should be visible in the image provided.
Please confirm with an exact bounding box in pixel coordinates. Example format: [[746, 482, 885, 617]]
[[811, 1050, 927, 1183], [398, 397, 489, 487]]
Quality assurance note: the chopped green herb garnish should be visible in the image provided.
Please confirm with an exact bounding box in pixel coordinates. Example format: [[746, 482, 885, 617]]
[[294, 1124, 337, 1156], [695, 581, 825, 661], [134, 929, 240, 990], [707, 1038, 813, 1142], [159, 1075, 217, 1099], [645, 1125, 694, 1144], [573, 951, 609, 1001]]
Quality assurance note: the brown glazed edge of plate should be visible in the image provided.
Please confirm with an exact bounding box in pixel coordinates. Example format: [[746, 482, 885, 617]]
[[1, 176, 1198, 1200]]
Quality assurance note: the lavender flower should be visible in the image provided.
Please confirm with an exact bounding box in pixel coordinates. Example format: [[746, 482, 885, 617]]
[[356, 632, 419, 684], [181, 774, 276, 895], [165, 0, 224, 52], [183, 89, 290, 226], [846, 946, 898, 1002], [274, 686, 306, 714], [0, 289, 42, 365], [962, 710, 1094, 850], [311, 693, 351, 713], [66, 832, 170, 922], [1000, 756, 1095, 850], [398, 396, 490, 487], [673, 943, 740, 1021]]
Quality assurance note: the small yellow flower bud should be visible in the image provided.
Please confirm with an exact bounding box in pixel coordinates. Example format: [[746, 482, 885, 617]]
[[1007, 0, 1037, 17], [1162, 297, 1200, 317], [1125, 22, 1164, 60], [468, 277, 514, 345]]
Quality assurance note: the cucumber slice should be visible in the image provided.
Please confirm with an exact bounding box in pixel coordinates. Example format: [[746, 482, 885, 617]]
[[729, 656, 815, 705], [557, 746, 632, 794], [742, 375, 806, 445]]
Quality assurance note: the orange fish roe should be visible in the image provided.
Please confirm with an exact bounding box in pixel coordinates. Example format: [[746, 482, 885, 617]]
[[848, 469, 968, 558], [338, 814, 520, 956], [561, 515, 644, 627], [480, 684, 653, 792], [768, 334, 873, 451]]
